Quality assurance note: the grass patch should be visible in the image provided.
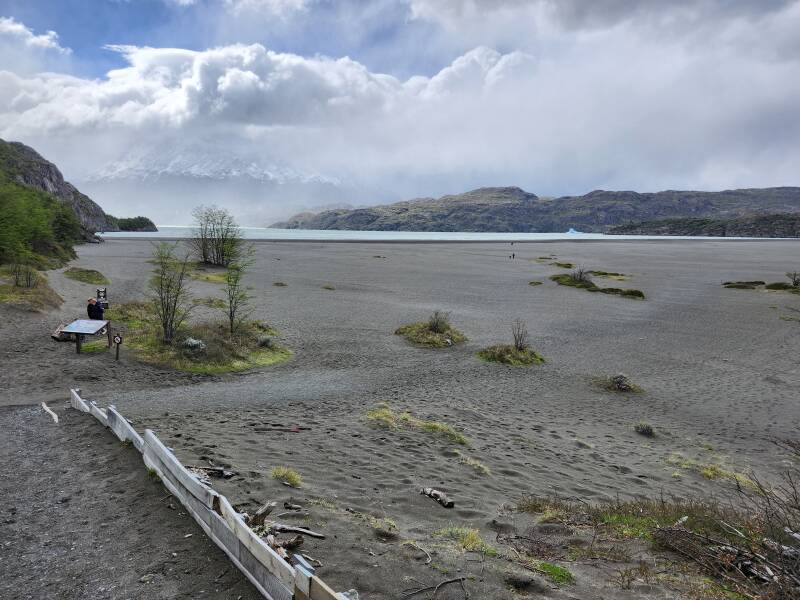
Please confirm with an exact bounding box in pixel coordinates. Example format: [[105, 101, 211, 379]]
[[666, 454, 754, 488], [321, 284, 336, 290], [187, 263, 227, 284], [477, 344, 545, 366], [271, 466, 302, 487], [634, 422, 655, 437], [366, 405, 468, 445], [273, 281, 287, 287], [435, 526, 497, 556], [0, 267, 63, 310], [63, 267, 109, 285], [528, 280, 543, 286], [550, 273, 645, 299], [191, 296, 226, 309], [81, 338, 110, 354], [104, 302, 291, 374], [723, 281, 765, 289], [552, 262, 574, 268], [395, 318, 467, 348], [454, 449, 490, 475], [531, 561, 574, 585]]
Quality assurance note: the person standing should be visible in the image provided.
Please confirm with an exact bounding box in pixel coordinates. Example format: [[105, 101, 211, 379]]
[[87, 298, 104, 320]]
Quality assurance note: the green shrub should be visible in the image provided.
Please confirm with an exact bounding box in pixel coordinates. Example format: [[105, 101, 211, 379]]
[[634, 422, 655, 437], [395, 314, 467, 348], [766, 282, 794, 290], [478, 344, 545, 366]]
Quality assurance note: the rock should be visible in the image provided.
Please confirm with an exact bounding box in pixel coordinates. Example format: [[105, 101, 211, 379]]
[[181, 338, 206, 352], [139, 573, 156, 583], [610, 373, 633, 391]]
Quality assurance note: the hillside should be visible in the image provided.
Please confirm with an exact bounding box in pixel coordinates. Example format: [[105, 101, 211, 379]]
[[608, 213, 800, 237], [272, 186, 800, 233], [0, 139, 117, 237]]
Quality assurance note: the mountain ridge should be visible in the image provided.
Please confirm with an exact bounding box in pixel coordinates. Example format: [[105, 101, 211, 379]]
[[271, 186, 800, 233]]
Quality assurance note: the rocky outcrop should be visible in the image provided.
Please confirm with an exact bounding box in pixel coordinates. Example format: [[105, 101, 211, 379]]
[[272, 186, 800, 233], [0, 139, 118, 237]]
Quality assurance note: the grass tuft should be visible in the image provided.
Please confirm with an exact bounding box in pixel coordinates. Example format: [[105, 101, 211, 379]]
[[532, 561, 575, 585], [321, 284, 336, 290], [191, 296, 226, 309], [454, 449, 490, 475], [395, 314, 467, 348], [528, 280, 543, 286], [273, 281, 287, 287], [435, 526, 497, 556], [366, 406, 468, 445], [271, 466, 302, 488], [634, 422, 655, 437]]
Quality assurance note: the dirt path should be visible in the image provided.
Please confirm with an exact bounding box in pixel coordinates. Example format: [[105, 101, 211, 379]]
[[0, 404, 259, 600]]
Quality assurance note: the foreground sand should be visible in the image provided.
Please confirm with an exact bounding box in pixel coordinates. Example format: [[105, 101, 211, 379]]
[[3, 239, 800, 598]]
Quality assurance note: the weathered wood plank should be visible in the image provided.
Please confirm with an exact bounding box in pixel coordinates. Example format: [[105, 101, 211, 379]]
[[143, 429, 217, 508], [69, 388, 90, 412], [309, 576, 340, 600], [88, 401, 108, 426], [106, 406, 144, 452], [217, 495, 296, 589]]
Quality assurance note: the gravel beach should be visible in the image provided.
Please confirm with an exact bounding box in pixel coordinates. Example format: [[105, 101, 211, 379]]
[[3, 238, 799, 598]]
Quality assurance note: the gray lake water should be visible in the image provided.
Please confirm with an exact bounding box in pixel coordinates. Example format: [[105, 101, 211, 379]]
[[99, 226, 779, 242]]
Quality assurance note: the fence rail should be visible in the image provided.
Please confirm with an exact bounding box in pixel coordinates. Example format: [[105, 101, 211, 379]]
[[69, 388, 349, 600]]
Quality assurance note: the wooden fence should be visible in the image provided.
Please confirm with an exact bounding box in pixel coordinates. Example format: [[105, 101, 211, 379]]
[[69, 389, 350, 600]]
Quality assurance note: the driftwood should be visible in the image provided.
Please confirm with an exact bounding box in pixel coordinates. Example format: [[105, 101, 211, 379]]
[[270, 523, 325, 539], [249, 501, 277, 527], [265, 534, 288, 559], [284, 501, 303, 510], [402, 576, 468, 598], [186, 465, 237, 479], [421, 487, 454, 508]]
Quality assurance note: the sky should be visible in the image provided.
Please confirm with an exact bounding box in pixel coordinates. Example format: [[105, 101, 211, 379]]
[[1, 1, 799, 222]]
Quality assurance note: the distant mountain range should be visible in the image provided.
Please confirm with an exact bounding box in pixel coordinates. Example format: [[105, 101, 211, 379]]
[[609, 213, 800, 237], [272, 186, 800, 235]]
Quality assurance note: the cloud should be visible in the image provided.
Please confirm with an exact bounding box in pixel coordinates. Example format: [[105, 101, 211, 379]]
[[0, 16, 71, 53], [1, 1, 800, 224]]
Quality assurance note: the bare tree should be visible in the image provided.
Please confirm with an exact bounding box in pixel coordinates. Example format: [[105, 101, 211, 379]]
[[569, 267, 592, 284], [150, 242, 192, 344], [189, 205, 243, 267], [787, 271, 800, 287], [224, 247, 254, 335], [428, 310, 450, 333], [511, 319, 529, 351]]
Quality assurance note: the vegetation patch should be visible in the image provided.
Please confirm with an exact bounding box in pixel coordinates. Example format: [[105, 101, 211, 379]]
[[435, 526, 498, 556], [64, 267, 109, 285], [634, 422, 655, 437], [191, 296, 226, 309], [187, 263, 228, 284], [528, 280, 543, 286], [395, 310, 467, 348], [454, 449, 490, 475], [552, 262, 575, 269], [478, 345, 545, 366], [666, 454, 754, 488], [0, 266, 62, 310], [597, 374, 644, 394], [273, 281, 287, 287], [366, 405, 468, 445], [271, 466, 302, 488], [80, 338, 110, 354], [106, 302, 290, 374], [551, 270, 645, 299], [321, 284, 336, 290], [723, 281, 765, 289], [588, 270, 629, 281], [530, 561, 574, 585]]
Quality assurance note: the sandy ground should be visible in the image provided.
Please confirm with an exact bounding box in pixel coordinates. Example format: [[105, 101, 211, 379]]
[[0, 403, 259, 599], [3, 238, 800, 598]]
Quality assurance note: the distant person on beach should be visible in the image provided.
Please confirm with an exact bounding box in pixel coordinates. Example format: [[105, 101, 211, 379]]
[[87, 298, 104, 320]]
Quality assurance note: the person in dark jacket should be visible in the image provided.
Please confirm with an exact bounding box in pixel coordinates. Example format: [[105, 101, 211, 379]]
[[87, 298, 104, 320]]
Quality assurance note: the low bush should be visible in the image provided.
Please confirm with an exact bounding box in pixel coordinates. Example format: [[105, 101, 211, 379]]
[[766, 281, 795, 290], [435, 526, 497, 555], [599, 373, 644, 393], [634, 422, 654, 437]]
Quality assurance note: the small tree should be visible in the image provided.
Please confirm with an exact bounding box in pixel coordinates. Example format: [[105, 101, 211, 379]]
[[569, 267, 592, 284], [150, 242, 191, 344], [189, 205, 242, 267], [428, 310, 450, 333], [224, 247, 254, 335], [787, 271, 800, 287], [511, 319, 529, 351]]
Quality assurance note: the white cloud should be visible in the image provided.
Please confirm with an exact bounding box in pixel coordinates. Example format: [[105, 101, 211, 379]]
[[1, 2, 800, 224], [0, 16, 71, 54], [223, 0, 309, 16]]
